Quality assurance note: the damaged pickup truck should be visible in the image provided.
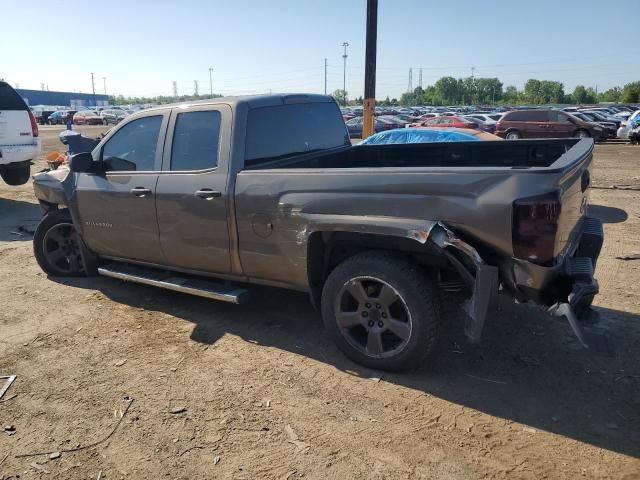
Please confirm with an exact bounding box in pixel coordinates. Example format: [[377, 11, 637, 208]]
[[32, 94, 603, 371]]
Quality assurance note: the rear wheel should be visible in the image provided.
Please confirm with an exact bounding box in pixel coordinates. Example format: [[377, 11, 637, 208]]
[[0, 161, 31, 186], [574, 129, 590, 138], [33, 209, 96, 277], [505, 130, 522, 140], [321, 251, 441, 371]]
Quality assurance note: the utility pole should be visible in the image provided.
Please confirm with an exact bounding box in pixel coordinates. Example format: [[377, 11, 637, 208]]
[[361, 0, 378, 139], [102, 76, 107, 96], [90, 72, 96, 106], [418, 68, 423, 90], [342, 42, 349, 106], [194, 80, 199, 96], [209, 67, 213, 97], [324, 58, 327, 95], [471, 66, 475, 79], [172, 81, 178, 97], [407, 68, 413, 93], [40, 83, 45, 91]]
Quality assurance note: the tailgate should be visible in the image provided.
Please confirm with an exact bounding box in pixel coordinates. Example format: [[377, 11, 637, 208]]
[[553, 140, 593, 259], [0, 110, 34, 145]]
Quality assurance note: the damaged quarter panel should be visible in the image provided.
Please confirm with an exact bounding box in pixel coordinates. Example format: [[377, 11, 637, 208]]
[[235, 168, 512, 289]]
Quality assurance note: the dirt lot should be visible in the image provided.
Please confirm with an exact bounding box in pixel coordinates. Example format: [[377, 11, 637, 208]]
[[1, 127, 639, 479]]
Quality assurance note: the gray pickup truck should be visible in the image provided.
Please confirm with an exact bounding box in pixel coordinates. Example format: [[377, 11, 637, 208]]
[[32, 94, 603, 371]]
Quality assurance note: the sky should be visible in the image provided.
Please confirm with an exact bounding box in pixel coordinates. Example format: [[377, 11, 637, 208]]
[[2, 0, 639, 100]]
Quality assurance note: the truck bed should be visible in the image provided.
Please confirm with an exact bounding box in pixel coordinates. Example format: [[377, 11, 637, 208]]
[[245, 138, 581, 170], [234, 138, 594, 290]]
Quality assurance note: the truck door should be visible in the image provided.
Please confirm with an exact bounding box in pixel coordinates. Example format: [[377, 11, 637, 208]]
[[75, 112, 168, 263], [155, 105, 232, 274]]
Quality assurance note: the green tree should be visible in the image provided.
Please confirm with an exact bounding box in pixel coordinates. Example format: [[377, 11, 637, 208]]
[[434, 76, 461, 104], [572, 85, 588, 104], [331, 89, 347, 105], [523, 79, 564, 104], [502, 85, 520, 104], [621, 82, 640, 103], [599, 87, 622, 103]]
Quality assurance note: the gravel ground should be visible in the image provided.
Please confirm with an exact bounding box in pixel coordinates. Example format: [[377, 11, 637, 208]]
[[0, 127, 639, 479]]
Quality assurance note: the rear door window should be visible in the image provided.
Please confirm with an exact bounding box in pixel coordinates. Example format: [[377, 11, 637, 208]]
[[245, 102, 349, 166], [0, 82, 28, 110], [170, 110, 221, 171]]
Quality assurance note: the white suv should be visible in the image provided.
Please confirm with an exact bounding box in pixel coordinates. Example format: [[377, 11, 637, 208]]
[[0, 82, 41, 185]]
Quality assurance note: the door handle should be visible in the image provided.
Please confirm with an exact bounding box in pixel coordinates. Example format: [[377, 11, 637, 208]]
[[130, 187, 152, 197], [194, 188, 222, 200]]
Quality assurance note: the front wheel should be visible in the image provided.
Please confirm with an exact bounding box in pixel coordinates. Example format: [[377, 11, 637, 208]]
[[321, 251, 441, 371], [33, 209, 94, 277], [574, 129, 590, 139]]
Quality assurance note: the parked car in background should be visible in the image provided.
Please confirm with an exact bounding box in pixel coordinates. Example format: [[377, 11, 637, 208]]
[[462, 116, 496, 133], [346, 116, 405, 137], [47, 110, 76, 125], [617, 110, 640, 139], [571, 112, 617, 138], [495, 109, 606, 141], [101, 109, 130, 125], [73, 110, 103, 125], [580, 110, 621, 128], [0, 81, 40, 185], [33, 109, 56, 125], [409, 115, 479, 129]]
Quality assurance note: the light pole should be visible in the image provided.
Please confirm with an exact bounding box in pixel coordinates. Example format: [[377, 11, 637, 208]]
[[90, 72, 96, 106], [102, 76, 107, 96], [208, 67, 213, 97], [342, 42, 349, 106]]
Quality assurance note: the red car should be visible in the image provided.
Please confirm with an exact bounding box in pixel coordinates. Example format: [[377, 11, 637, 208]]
[[409, 115, 479, 129], [73, 110, 103, 125]]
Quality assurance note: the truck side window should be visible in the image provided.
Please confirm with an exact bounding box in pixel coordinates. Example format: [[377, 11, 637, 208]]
[[171, 111, 221, 171], [245, 103, 349, 167], [102, 115, 162, 171]]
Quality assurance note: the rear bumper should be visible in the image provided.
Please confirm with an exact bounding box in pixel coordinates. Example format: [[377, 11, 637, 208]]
[[509, 216, 603, 317], [0, 139, 41, 166]]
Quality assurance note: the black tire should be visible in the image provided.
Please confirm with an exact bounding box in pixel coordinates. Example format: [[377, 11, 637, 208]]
[[0, 161, 31, 186], [321, 251, 441, 371], [33, 209, 97, 277], [573, 129, 591, 139], [505, 129, 521, 140]]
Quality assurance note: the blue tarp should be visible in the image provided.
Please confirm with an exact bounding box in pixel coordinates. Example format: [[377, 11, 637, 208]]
[[360, 128, 481, 145]]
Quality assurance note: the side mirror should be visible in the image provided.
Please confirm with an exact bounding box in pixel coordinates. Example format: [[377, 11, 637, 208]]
[[69, 152, 100, 173]]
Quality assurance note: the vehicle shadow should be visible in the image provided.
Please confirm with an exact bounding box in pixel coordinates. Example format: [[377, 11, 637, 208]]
[[589, 204, 628, 223], [0, 197, 41, 242], [53, 275, 640, 458]]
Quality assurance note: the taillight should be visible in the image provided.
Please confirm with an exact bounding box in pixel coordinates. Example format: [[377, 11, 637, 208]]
[[512, 190, 561, 266], [28, 111, 39, 137]]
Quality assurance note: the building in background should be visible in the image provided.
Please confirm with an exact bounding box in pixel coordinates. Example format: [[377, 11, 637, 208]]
[[16, 89, 109, 107]]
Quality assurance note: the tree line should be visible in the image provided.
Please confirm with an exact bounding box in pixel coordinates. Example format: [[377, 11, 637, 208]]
[[334, 78, 640, 107], [107, 78, 640, 107]]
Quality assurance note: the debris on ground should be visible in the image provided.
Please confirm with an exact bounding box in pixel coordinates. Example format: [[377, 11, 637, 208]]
[[213, 455, 221, 465], [284, 424, 311, 452], [0, 375, 16, 400], [49, 451, 61, 460], [30, 462, 51, 474], [169, 406, 187, 414], [616, 252, 640, 260], [114, 359, 127, 367], [15, 397, 134, 458]]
